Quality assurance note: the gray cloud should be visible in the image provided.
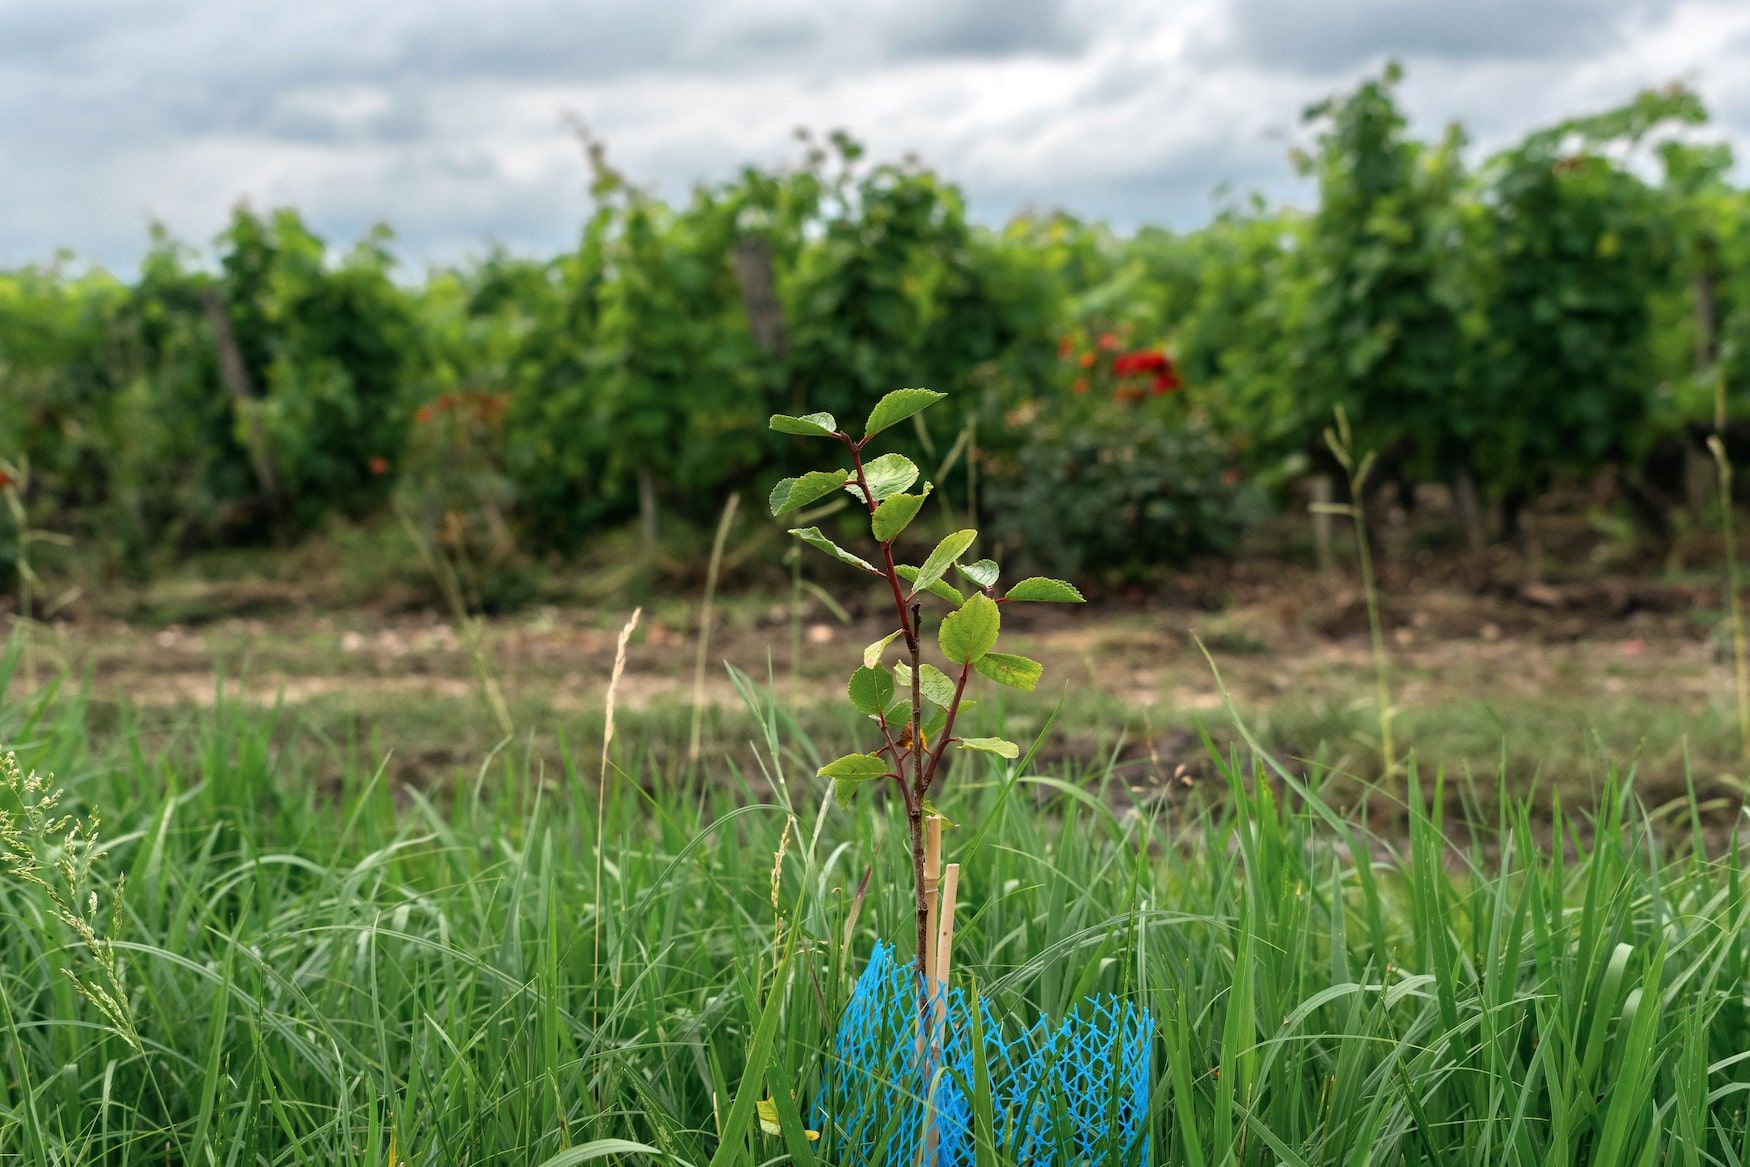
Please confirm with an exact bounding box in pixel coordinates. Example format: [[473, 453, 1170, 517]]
[[882, 0, 1091, 58], [388, 2, 697, 82], [0, 0, 1745, 271], [1221, 0, 1680, 74]]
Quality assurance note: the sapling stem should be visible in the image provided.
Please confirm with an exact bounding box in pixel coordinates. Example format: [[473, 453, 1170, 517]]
[[846, 432, 938, 981], [921, 663, 973, 782]]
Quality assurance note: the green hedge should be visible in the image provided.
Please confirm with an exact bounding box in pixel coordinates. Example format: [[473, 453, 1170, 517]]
[[3, 73, 1747, 590]]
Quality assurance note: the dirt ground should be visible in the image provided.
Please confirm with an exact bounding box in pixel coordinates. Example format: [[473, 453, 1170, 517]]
[[9, 530, 1747, 814]]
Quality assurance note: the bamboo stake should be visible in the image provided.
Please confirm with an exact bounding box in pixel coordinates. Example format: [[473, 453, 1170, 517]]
[[917, 817, 944, 1165], [922, 863, 962, 1166], [935, 863, 960, 994], [922, 818, 943, 983]]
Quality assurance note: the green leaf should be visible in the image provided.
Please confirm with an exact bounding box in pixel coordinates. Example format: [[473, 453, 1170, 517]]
[[956, 737, 1020, 759], [955, 558, 1000, 590], [755, 1096, 820, 1145], [939, 593, 1000, 665], [913, 529, 977, 595], [818, 753, 889, 781], [894, 662, 958, 706], [923, 702, 958, 742], [863, 629, 903, 668], [847, 665, 894, 717], [895, 565, 964, 605], [1004, 577, 1085, 603], [974, 651, 1043, 692], [872, 486, 931, 541], [858, 453, 919, 501], [532, 1139, 674, 1167], [769, 470, 851, 516], [920, 799, 957, 828], [768, 412, 838, 437], [863, 388, 945, 438], [789, 527, 876, 573], [832, 777, 864, 805]]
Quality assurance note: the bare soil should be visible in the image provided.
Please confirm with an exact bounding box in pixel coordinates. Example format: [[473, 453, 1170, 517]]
[[9, 535, 1743, 815]]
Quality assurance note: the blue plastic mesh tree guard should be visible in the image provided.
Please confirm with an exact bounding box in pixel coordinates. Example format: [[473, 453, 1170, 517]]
[[812, 942, 1153, 1166]]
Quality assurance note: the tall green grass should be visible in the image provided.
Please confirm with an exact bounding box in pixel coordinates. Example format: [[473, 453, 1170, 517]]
[[4, 649, 1750, 1164]]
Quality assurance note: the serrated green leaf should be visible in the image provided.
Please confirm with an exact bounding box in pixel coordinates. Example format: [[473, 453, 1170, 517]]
[[857, 453, 919, 501], [847, 665, 894, 717], [894, 662, 958, 707], [955, 558, 1000, 590], [833, 777, 865, 805], [863, 629, 903, 668], [769, 470, 850, 516], [1004, 577, 1085, 603], [913, 529, 977, 595], [957, 737, 1019, 759], [975, 651, 1043, 692], [768, 412, 838, 437], [788, 527, 876, 573], [818, 753, 889, 781], [863, 388, 945, 438], [895, 564, 964, 605], [872, 485, 931, 541], [939, 593, 1000, 665]]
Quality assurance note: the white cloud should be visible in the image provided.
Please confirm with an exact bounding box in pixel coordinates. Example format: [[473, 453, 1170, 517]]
[[1, 0, 1746, 270]]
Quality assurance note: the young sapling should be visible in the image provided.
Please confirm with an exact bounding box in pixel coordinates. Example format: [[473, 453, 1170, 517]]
[[768, 389, 1083, 985]]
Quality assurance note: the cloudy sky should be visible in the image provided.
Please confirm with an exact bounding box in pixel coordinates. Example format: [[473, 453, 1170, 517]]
[[5, 0, 1749, 272]]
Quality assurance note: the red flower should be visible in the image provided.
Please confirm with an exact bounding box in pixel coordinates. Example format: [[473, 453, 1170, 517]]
[[1113, 351, 1169, 377], [1151, 370, 1183, 395], [1072, 377, 1089, 394], [1078, 351, 1097, 369], [368, 456, 389, 477], [414, 405, 434, 425], [1058, 335, 1075, 359], [1098, 332, 1119, 351], [0, 470, 12, 491]]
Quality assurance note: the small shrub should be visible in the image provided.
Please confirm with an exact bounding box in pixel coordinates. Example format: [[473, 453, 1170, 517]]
[[982, 402, 1262, 579]]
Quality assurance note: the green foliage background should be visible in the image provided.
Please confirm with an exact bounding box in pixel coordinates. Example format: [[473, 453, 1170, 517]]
[[3, 71, 1747, 587]]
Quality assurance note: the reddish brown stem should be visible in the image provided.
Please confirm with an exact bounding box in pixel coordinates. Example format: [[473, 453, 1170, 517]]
[[841, 433, 932, 980], [919, 662, 973, 796]]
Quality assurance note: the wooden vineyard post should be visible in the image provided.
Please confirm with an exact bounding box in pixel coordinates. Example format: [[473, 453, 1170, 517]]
[[731, 236, 790, 360], [199, 287, 284, 516]]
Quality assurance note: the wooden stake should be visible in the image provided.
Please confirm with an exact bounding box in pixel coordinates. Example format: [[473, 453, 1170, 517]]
[[922, 817, 943, 983], [935, 863, 959, 993], [920, 824, 959, 1167]]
